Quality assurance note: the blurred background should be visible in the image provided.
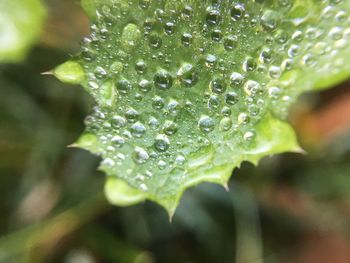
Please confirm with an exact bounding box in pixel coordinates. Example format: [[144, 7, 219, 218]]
[[1, 1, 350, 262]]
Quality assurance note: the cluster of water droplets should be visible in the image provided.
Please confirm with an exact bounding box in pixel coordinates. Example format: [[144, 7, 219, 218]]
[[78, 0, 350, 193]]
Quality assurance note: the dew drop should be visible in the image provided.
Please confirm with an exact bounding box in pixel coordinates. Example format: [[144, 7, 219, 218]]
[[268, 66, 282, 79], [205, 54, 217, 68], [244, 80, 260, 96], [111, 115, 126, 128], [231, 4, 245, 21], [238, 113, 249, 125], [175, 155, 186, 166], [177, 63, 198, 87], [154, 134, 170, 152], [220, 117, 232, 131], [125, 109, 139, 123], [152, 96, 165, 110], [135, 60, 147, 74], [230, 72, 244, 86], [116, 79, 132, 94], [130, 122, 146, 137], [210, 78, 226, 94], [206, 8, 221, 26], [198, 116, 215, 133], [133, 147, 149, 164], [208, 95, 220, 109], [148, 117, 160, 130], [261, 10, 278, 31], [243, 58, 257, 72], [163, 120, 178, 135], [164, 22, 175, 35], [138, 79, 152, 93], [224, 35, 237, 51], [149, 34, 162, 49], [268, 86, 281, 100], [243, 131, 255, 141], [211, 29, 223, 42], [154, 71, 173, 90], [225, 92, 239, 105], [182, 33, 193, 47], [111, 135, 125, 147], [158, 160, 167, 170]]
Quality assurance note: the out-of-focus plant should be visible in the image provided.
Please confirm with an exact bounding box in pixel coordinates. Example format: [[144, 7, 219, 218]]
[[0, 0, 46, 62]]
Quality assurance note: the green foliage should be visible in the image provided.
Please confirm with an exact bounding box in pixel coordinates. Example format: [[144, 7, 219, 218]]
[[0, 0, 46, 62], [55, 0, 350, 215]]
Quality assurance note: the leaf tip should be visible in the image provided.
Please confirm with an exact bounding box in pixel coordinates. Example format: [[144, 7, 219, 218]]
[[53, 60, 85, 85]]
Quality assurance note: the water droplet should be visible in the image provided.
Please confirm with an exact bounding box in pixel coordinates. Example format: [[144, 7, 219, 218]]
[[224, 35, 237, 51], [125, 109, 139, 123], [116, 79, 132, 94], [133, 147, 149, 164], [225, 91, 239, 105], [139, 0, 151, 9], [149, 34, 162, 49], [268, 86, 281, 99], [292, 30, 303, 42], [95, 66, 107, 79], [175, 155, 186, 166], [102, 158, 115, 167], [138, 79, 152, 93], [110, 62, 123, 75], [166, 99, 181, 116], [238, 113, 249, 125], [148, 117, 160, 129], [210, 79, 226, 94], [164, 22, 175, 35], [88, 81, 99, 90], [288, 45, 300, 57], [243, 58, 257, 71], [244, 80, 260, 96], [206, 54, 217, 68], [111, 115, 126, 128], [231, 4, 245, 21], [182, 5, 193, 19], [248, 104, 260, 116], [152, 96, 165, 110], [130, 122, 146, 137], [163, 120, 178, 135], [177, 63, 198, 87], [329, 26, 343, 40], [206, 8, 221, 26], [154, 71, 173, 90], [198, 116, 215, 133], [111, 135, 125, 147], [135, 60, 147, 74], [182, 33, 193, 47], [230, 72, 244, 86], [243, 131, 255, 141], [261, 10, 278, 31], [268, 66, 282, 79], [158, 160, 167, 170], [208, 95, 220, 109], [211, 29, 223, 42], [260, 49, 273, 64], [220, 117, 232, 131], [221, 106, 232, 117], [154, 134, 170, 152]]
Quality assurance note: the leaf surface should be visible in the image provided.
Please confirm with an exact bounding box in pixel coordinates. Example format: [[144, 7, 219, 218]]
[[55, 0, 350, 215]]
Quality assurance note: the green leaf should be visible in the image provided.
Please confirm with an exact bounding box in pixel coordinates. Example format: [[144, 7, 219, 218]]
[[0, 0, 46, 62], [54, 61, 86, 85], [57, 0, 350, 215]]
